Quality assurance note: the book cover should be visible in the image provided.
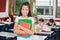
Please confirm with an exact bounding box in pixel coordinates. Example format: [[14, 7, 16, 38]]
[[20, 22, 30, 29], [20, 22, 30, 36], [18, 19, 32, 38]]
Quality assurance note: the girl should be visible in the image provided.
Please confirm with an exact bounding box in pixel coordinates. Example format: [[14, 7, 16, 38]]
[[36, 18, 51, 32], [34, 16, 38, 25], [14, 2, 34, 40], [47, 19, 56, 27]]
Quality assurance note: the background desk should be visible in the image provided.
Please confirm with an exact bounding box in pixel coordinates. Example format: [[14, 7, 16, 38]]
[[0, 32, 17, 40], [35, 31, 54, 40], [51, 25, 60, 40], [0, 32, 47, 40], [0, 24, 5, 32], [31, 35, 47, 40], [3, 22, 14, 32]]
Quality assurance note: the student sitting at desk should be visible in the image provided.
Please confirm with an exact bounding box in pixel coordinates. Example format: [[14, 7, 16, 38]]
[[36, 18, 51, 32], [47, 19, 56, 28], [6, 15, 14, 22], [34, 16, 38, 25], [5, 15, 14, 32]]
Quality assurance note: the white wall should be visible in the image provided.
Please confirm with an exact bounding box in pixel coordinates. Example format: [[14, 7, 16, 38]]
[[36, 0, 60, 6], [0, 0, 9, 18]]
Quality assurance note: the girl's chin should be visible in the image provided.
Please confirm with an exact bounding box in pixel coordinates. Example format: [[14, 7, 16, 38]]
[[23, 15, 27, 16]]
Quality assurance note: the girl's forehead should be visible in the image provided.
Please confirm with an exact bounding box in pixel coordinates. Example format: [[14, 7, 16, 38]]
[[22, 5, 28, 8]]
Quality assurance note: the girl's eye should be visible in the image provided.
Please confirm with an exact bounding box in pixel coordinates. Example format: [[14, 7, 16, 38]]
[[22, 9, 24, 10]]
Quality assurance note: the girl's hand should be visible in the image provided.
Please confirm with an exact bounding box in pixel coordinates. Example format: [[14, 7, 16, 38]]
[[52, 23, 55, 27], [19, 25, 24, 29]]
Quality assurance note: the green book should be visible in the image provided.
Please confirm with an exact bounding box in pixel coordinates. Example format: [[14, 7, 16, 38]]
[[17, 19, 32, 38]]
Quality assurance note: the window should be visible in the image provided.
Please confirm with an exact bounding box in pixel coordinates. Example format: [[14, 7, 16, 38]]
[[45, 9, 49, 15], [36, 8, 53, 15], [58, 9, 60, 16], [37, 8, 43, 15], [58, 0, 60, 17], [36, 0, 53, 18]]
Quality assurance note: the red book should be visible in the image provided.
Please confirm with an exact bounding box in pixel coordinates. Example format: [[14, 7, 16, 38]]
[[20, 22, 30, 36]]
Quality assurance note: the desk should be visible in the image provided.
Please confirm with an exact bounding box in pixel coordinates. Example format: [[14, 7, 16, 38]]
[[0, 32, 47, 40], [35, 31, 54, 36], [0, 24, 5, 31], [31, 35, 47, 40], [0, 24, 5, 26], [0, 32, 17, 40], [35, 31, 54, 40], [51, 26, 60, 40], [3, 22, 14, 32], [4, 22, 14, 25]]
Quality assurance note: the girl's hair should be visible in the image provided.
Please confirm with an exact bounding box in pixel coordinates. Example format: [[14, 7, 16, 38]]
[[39, 18, 44, 22], [9, 15, 14, 22], [19, 2, 32, 17], [49, 19, 54, 23], [49, 19, 56, 25]]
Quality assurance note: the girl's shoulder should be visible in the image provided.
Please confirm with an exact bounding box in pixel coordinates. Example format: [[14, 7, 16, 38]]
[[16, 17, 34, 19], [28, 17, 35, 20], [15, 16, 22, 19], [15, 16, 22, 22], [28, 17, 35, 24]]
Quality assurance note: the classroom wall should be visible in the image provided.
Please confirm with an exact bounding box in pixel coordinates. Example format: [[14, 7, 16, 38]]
[[0, 0, 9, 18]]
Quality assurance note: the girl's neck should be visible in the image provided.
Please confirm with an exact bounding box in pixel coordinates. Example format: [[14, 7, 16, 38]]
[[22, 16, 28, 18]]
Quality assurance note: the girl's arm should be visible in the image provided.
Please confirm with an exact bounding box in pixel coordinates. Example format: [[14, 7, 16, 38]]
[[14, 22, 26, 34], [52, 23, 55, 27], [19, 24, 35, 35]]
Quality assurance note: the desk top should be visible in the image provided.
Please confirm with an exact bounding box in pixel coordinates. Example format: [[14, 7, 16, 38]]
[[0, 24, 5, 26], [0, 32, 17, 38], [36, 31, 54, 35], [3, 22, 14, 24], [32, 35, 47, 40], [0, 32, 47, 40], [52, 27, 60, 29]]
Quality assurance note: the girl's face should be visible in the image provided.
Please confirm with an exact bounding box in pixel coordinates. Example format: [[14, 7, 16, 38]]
[[49, 22, 54, 26], [49, 22, 53, 25], [38, 21, 44, 26], [21, 5, 29, 16]]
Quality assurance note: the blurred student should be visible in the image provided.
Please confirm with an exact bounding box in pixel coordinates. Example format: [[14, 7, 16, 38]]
[[47, 19, 56, 27], [36, 18, 51, 32], [14, 2, 34, 40], [6, 15, 14, 22], [5, 15, 14, 32], [34, 16, 38, 24]]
